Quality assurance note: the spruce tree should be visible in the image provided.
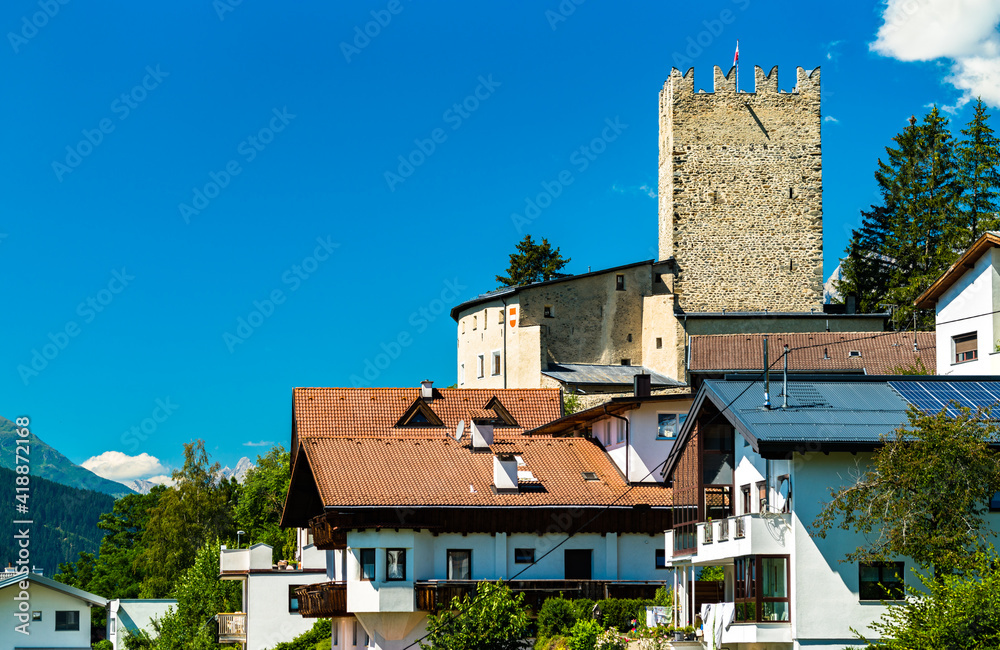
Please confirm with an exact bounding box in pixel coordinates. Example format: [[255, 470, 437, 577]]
[[956, 98, 1000, 249], [495, 235, 570, 287]]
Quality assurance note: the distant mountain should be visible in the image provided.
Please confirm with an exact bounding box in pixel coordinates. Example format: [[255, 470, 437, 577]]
[[0, 416, 135, 498], [0, 466, 115, 576], [123, 478, 158, 494], [217, 457, 254, 483]]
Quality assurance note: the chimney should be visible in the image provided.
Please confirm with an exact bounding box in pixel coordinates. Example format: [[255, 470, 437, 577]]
[[420, 379, 434, 401], [493, 454, 518, 491], [472, 420, 494, 450], [634, 374, 651, 398]]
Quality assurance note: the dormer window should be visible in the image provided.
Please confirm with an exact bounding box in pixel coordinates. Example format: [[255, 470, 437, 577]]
[[396, 399, 444, 427]]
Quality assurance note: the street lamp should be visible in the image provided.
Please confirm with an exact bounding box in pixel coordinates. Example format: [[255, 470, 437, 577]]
[[237, 530, 246, 548]]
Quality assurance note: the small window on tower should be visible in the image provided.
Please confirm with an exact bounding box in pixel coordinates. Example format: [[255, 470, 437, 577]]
[[620, 359, 631, 366], [544, 305, 553, 318], [656, 337, 663, 349], [616, 275, 626, 291]]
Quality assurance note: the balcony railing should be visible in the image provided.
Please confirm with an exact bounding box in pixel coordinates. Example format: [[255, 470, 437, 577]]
[[717, 518, 730, 541], [296, 581, 347, 618], [217, 613, 246, 644], [735, 516, 746, 539], [415, 580, 663, 613], [703, 522, 714, 544], [308, 519, 347, 549]]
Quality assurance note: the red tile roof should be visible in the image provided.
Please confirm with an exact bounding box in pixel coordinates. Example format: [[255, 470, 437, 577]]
[[688, 332, 936, 374], [298, 435, 670, 508], [293, 387, 562, 440]]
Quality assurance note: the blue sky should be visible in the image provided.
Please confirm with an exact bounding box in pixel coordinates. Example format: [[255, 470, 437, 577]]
[[2, 0, 998, 483]]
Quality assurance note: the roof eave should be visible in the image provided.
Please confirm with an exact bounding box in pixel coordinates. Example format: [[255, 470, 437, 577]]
[[915, 232, 1000, 309]]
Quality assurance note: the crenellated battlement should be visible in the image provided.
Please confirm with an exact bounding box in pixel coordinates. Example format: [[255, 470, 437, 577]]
[[664, 65, 820, 95]]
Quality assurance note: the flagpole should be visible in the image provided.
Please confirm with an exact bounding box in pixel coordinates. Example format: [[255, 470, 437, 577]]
[[735, 39, 739, 92]]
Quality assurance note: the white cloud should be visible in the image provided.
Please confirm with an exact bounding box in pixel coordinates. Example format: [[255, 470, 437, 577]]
[[826, 39, 844, 61], [871, 0, 1000, 109], [612, 183, 657, 199], [81, 451, 168, 481], [243, 440, 274, 447], [146, 474, 175, 487], [824, 115, 840, 123]]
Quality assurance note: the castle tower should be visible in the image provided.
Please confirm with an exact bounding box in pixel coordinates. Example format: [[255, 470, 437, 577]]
[[658, 65, 824, 312]]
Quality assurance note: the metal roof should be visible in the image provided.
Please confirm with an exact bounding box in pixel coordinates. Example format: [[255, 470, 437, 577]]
[[541, 363, 684, 387], [702, 379, 911, 445]]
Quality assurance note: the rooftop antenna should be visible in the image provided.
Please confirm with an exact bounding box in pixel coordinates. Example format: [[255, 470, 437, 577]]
[[763, 336, 771, 409], [782, 344, 789, 409], [454, 420, 465, 441]]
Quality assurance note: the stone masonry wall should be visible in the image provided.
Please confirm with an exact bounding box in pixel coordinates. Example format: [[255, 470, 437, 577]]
[[658, 65, 824, 312]]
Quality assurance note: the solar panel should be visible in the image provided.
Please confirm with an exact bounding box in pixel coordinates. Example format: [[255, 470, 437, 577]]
[[889, 381, 1000, 415]]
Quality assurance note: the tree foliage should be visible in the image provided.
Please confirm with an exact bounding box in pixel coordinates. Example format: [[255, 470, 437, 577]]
[[234, 446, 295, 560], [496, 235, 570, 287], [839, 105, 999, 328], [812, 405, 1000, 574], [420, 581, 530, 650], [268, 619, 332, 650], [852, 548, 1000, 650], [137, 441, 236, 597], [144, 540, 240, 650]]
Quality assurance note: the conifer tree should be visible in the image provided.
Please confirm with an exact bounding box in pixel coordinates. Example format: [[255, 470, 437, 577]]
[[495, 235, 570, 287], [956, 98, 1000, 249]]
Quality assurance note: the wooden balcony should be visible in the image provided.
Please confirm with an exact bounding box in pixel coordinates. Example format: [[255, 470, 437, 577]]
[[296, 581, 347, 618], [217, 612, 246, 644], [309, 519, 347, 549], [415, 580, 663, 613]]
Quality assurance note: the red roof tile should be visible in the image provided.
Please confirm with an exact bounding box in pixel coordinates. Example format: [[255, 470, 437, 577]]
[[299, 435, 670, 508], [688, 332, 935, 374], [293, 387, 562, 440]]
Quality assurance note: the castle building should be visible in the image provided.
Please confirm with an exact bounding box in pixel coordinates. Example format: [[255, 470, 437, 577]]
[[453, 65, 884, 397]]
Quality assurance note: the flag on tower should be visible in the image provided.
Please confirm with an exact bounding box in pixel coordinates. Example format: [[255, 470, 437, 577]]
[[734, 40, 739, 65]]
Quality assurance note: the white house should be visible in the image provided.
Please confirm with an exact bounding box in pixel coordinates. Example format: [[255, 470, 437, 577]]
[[916, 231, 1000, 374], [216, 541, 328, 650], [106, 599, 176, 650], [660, 373, 1000, 649], [279, 384, 672, 650], [0, 572, 105, 650]]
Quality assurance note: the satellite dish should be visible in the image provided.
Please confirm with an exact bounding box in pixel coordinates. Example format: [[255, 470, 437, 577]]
[[455, 420, 465, 441]]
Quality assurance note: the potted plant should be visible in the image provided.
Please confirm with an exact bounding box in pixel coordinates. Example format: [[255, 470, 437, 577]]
[[683, 625, 696, 640], [672, 625, 684, 641]]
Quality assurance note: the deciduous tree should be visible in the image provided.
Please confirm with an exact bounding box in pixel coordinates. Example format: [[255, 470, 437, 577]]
[[233, 445, 295, 559], [420, 581, 530, 650]]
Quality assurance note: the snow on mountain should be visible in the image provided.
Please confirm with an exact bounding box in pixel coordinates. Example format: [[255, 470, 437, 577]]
[[217, 457, 255, 483], [124, 478, 157, 494]]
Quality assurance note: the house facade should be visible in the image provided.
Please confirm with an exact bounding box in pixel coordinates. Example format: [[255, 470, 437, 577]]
[[280, 383, 672, 650], [916, 231, 1000, 374], [107, 599, 176, 650], [660, 373, 1000, 649], [216, 542, 328, 650], [0, 572, 105, 650]]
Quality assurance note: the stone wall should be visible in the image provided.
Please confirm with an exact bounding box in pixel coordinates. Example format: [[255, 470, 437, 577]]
[[659, 65, 824, 313]]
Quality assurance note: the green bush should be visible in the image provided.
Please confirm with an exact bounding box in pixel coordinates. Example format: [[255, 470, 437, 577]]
[[93, 641, 114, 650], [269, 619, 331, 650], [653, 586, 672, 608], [314, 638, 332, 650], [537, 597, 579, 641], [571, 598, 595, 622], [568, 618, 603, 650], [595, 598, 651, 633]]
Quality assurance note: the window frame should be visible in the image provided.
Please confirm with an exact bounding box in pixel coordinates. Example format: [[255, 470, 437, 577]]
[[288, 584, 301, 613], [543, 305, 554, 318], [741, 484, 752, 515], [514, 548, 535, 564], [616, 418, 626, 444], [655, 548, 667, 569], [657, 412, 686, 440], [491, 350, 502, 376], [954, 332, 978, 364], [616, 274, 625, 291], [859, 561, 905, 601], [477, 354, 485, 379], [447, 549, 472, 580], [385, 548, 407, 581], [55, 610, 80, 631], [734, 555, 790, 623], [359, 548, 376, 581]]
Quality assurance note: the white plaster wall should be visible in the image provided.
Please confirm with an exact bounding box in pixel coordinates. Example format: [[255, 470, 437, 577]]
[[935, 248, 998, 375], [456, 297, 524, 388], [346, 531, 417, 614], [108, 599, 175, 650], [626, 401, 692, 482], [246, 573, 322, 650], [0, 579, 94, 649], [618, 535, 668, 580]]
